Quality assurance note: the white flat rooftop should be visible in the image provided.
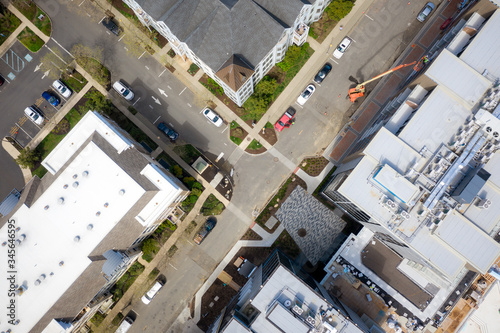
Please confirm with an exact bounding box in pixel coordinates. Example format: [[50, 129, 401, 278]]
[[43, 112, 134, 175], [426, 48, 490, 107], [460, 280, 500, 333], [460, 10, 500, 79], [372, 164, 419, 204], [435, 210, 500, 273], [0, 142, 145, 333], [398, 86, 471, 154]]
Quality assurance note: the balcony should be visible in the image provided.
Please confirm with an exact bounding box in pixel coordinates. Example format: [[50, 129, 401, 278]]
[[293, 23, 309, 46]]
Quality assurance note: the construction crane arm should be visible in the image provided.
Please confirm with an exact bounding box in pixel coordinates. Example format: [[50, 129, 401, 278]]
[[348, 61, 417, 103]]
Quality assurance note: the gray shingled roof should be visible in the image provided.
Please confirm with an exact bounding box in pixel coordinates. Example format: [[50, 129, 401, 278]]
[[136, 0, 309, 70]]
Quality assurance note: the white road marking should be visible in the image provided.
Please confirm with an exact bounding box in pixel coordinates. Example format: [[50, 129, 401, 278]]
[[168, 123, 174, 127], [187, 103, 192, 107], [98, 16, 106, 24], [221, 125, 229, 134], [79, 0, 86, 6], [34, 63, 42, 72], [52, 39, 74, 58], [16, 123, 33, 139], [86, 13, 91, 17], [330, 58, 339, 64], [167, 85, 172, 90], [299, 130, 303, 135], [179, 87, 186, 95], [44, 45, 68, 65], [152, 96, 161, 105], [186, 240, 194, 246], [124, 46, 128, 51], [168, 263, 178, 270], [295, 102, 304, 108], [145, 65, 150, 70], [138, 51, 146, 59], [351, 37, 357, 43], [105, 31, 110, 35], [365, 14, 374, 21], [118, 34, 125, 41], [149, 105, 153, 109], [158, 88, 168, 97], [224, 143, 228, 146], [132, 97, 141, 106], [153, 116, 161, 124], [158, 68, 166, 77]]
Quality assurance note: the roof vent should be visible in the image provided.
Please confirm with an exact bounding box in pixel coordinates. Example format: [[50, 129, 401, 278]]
[[63, 184, 69, 189], [74, 236, 80, 242], [119, 189, 125, 196], [284, 299, 292, 308], [44, 205, 50, 210], [34, 279, 41, 286], [73, 181, 79, 188], [87, 224, 93, 230], [73, 174, 78, 179], [39, 274, 46, 281], [58, 197, 65, 204], [16, 234, 26, 246], [50, 272, 54, 276], [82, 171, 89, 177], [104, 202, 109, 208], [59, 261, 64, 266], [96, 211, 101, 217], [2, 241, 7, 247], [494, 132, 499, 138], [15, 227, 21, 232], [485, 126, 493, 133]]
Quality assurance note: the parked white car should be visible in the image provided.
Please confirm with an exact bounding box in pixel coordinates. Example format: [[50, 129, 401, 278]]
[[113, 80, 135, 101], [52, 80, 72, 99], [333, 36, 352, 59], [24, 106, 44, 125], [202, 107, 224, 127], [141, 281, 164, 304], [296, 84, 316, 106]]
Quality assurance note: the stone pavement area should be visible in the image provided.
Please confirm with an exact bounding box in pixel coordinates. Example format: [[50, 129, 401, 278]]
[[276, 186, 346, 265]]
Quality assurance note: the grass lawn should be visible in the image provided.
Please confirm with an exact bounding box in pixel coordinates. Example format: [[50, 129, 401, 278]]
[[264, 122, 274, 129], [0, 9, 21, 46], [201, 194, 225, 216], [17, 27, 44, 52], [61, 70, 87, 93], [12, 1, 51, 36], [229, 121, 246, 146], [246, 139, 263, 150], [32, 108, 88, 178], [272, 46, 314, 100], [173, 144, 202, 164], [110, 261, 145, 301], [230, 136, 243, 145]]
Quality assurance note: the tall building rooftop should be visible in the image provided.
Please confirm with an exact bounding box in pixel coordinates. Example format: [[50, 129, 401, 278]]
[[0, 111, 187, 332]]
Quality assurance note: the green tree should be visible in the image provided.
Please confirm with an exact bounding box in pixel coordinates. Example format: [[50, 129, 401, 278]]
[[15, 148, 40, 169], [276, 45, 304, 72], [171, 165, 183, 178], [85, 90, 113, 113], [326, 0, 354, 21], [242, 95, 269, 120], [182, 176, 196, 189], [255, 77, 278, 96]]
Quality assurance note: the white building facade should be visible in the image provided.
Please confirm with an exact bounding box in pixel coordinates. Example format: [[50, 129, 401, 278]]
[[0, 111, 189, 333], [122, 0, 331, 106]]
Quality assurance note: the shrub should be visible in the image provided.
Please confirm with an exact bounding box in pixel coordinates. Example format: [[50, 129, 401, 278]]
[[326, 0, 354, 21]]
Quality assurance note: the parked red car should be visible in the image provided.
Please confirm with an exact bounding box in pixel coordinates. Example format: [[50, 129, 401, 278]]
[[274, 107, 296, 132]]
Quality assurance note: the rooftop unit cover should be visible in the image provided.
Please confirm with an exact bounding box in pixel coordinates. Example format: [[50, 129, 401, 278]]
[[452, 168, 490, 204], [372, 164, 419, 204]]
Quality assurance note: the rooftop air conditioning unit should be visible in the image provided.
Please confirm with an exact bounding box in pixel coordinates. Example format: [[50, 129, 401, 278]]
[[306, 316, 316, 326], [485, 126, 493, 133], [401, 211, 411, 220], [292, 305, 303, 315], [493, 132, 499, 139]]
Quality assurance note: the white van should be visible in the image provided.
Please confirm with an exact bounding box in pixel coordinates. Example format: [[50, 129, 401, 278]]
[[141, 281, 164, 304], [115, 316, 134, 333], [113, 81, 134, 101]]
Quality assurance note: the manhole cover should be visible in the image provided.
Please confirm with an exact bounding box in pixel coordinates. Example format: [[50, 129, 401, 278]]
[[297, 228, 307, 237], [266, 180, 271, 184], [273, 157, 279, 162]]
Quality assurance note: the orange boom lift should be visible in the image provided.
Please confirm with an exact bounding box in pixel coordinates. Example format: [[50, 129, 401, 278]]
[[348, 61, 416, 103]]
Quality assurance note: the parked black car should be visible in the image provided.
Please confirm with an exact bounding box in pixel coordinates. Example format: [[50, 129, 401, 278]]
[[101, 17, 121, 36], [157, 122, 179, 141], [314, 63, 332, 84]]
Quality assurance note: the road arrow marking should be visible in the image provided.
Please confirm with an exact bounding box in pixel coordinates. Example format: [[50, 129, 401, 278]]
[[152, 96, 161, 105], [41, 70, 50, 79], [34, 63, 43, 72], [158, 88, 168, 98]]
